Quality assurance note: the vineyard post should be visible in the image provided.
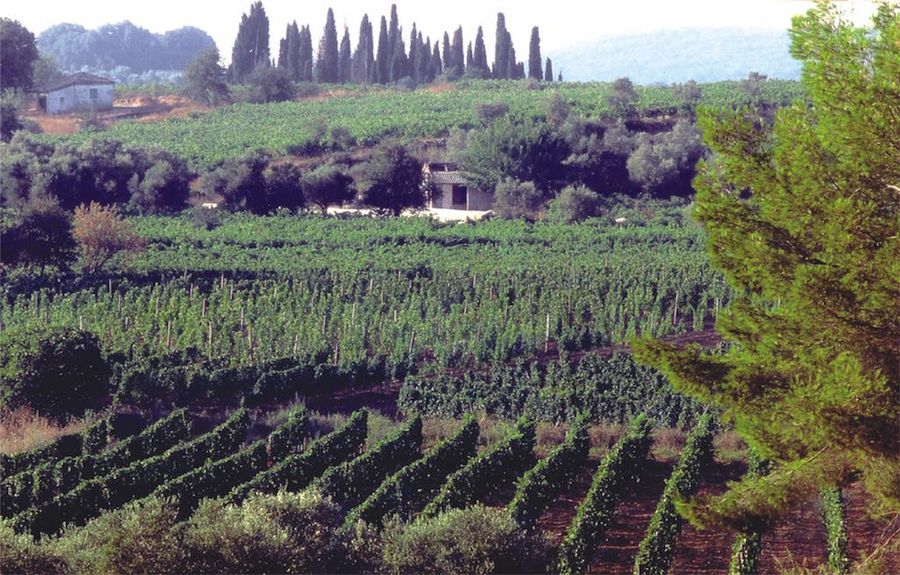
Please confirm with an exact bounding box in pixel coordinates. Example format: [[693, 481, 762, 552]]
[[79, 315, 83, 330], [201, 298, 207, 318], [229, 283, 235, 300], [166, 320, 172, 350], [409, 331, 416, 355], [673, 291, 680, 326], [108, 279, 113, 295], [292, 334, 299, 358], [208, 321, 213, 355], [240, 305, 245, 331], [247, 327, 254, 365], [545, 313, 551, 353]]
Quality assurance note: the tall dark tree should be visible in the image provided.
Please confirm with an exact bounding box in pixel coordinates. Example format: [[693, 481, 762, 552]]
[[442, 32, 452, 76], [450, 27, 465, 78], [494, 13, 510, 79], [354, 141, 425, 216], [431, 41, 443, 79], [473, 26, 489, 78], [375, 16, 390, 84], [277, 21, 302, 80], [351, 15, 374, 83], [0, 18, 39, 90], [230, 1, 270, 84], [338, 27, 352, 83], [544, 58, 554, 82], [389, 32, 408, 82], [506, 40, 518, 80], [418, 34, 431, 82], [466, 43, 474, 71], [387, 4, 400, 61], [528, 27, 542, 80], [299, 25, 314, 82], [316, 8, 339, 83]]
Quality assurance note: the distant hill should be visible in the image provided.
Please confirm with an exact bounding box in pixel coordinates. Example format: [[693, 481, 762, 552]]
[[38, 22, 216, 74], [549, 28, 802, 84]]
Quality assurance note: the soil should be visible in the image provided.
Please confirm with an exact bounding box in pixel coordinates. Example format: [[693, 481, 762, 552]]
[[23, 95, 209, 135]]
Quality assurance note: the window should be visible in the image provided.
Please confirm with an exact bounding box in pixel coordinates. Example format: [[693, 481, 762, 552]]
[[89, 88, 98, 100], [452, 185, 467, 206]]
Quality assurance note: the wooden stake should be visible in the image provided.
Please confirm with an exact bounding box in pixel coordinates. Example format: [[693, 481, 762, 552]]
[[545, 313, 551, 353], [166, 320, 172, 350], [673, 292, 680, 326], [201, 298, 207, 318]]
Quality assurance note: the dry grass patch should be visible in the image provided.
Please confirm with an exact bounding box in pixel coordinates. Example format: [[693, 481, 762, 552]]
[[0, 407, 86, 454]]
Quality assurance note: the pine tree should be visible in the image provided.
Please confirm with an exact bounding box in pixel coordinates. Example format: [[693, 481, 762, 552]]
[[544, 58, 553, 82], [230, 1, 270, 84], [351, 14, 374, 84], [494, 13, 509, 79], [528, 26, 542, 80], [635, 2, 900, 528], [473, 26, 489, 79], [375, 16, 390, 84], [338, 26, 352, 84]]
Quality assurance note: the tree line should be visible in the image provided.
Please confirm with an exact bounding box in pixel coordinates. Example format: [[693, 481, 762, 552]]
[[229, 2, 557, 86]]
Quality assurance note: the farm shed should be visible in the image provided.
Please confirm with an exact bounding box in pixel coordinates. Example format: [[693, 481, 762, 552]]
[[38, 73, 115, 114], [424, 163, 493, 211]]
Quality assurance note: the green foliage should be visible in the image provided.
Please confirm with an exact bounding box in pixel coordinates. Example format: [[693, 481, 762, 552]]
[[606, 77, 639, 117], [492, 178, 544, 220], [0, 201, 74, 267], [0, 18, 39, 90], [153, 439, 268, 517], [354, 141, 424, 216], [0, 326, 110, 418], [1, 97, 24, 142], [728, 452, 770, 575], [300, 162, 354, 214], [182, 47, 230, 106], [380, 505, 548, 575], [422, 418, 535, 518], [557, 414, 654, 575], [822, 487, 849, 575], [400, 353, 704, 426], [267, 404, 309, 460], [548, 185, 601, 223], [248, 66, 295, 104], [348, 416, 479, 528], [508, 415, 590, 529], [633, 413, 715, 575], [229, 1, 270, 84], [0, 523, 71, 574], [14, 408, 247, 536], [228, 409, 367, 502], [634, 2, 900, 523], [318, 415, 423, 508]]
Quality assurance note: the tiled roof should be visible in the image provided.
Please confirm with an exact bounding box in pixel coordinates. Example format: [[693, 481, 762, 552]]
[[431, 172, 469, 185], [43, 73, 115, 92]]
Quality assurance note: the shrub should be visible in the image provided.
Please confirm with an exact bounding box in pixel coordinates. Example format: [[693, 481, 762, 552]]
[[0, 326, 110, 419], [822, 487, 849, 575], [0, 523, 71, 575], [493, 178, 544, 220], [549, 185, 601, 223], [72, 203, 145, 273], [380, 505, 548, 575], [184, 489, 342, 574]]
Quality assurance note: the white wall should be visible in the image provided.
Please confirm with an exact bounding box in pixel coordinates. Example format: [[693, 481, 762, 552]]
[[47, 84, 114, 114]]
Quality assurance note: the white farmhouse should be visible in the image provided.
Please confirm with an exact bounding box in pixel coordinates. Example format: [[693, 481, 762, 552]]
[[40, 73, 115, 114], [423, 163, 493, 211]]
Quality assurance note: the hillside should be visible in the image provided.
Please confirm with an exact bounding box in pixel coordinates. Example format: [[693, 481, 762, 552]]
[[549, 27, 801, 83]]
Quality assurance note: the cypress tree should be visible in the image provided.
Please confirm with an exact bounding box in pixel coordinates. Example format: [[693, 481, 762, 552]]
[[389, 31, 408, 82], [431, 41, 443, 79], [352, 14, 374, 84], [299, 25, 314, 82], [506, 38, 518, 80], [473, 26, 489, 78], [230, 1, 270, 84], [316, 8, 339, 83], [544, 57, 553, 82], [375, 16, 390, 83], [388, 4, 400, 60], [338, 26, 352, 83], [277, 21, 302, 81], [442, 32, 452, 76], [409, 24, 419, 82], [466, 42, 474, 71], [494, 13, 509, 79], [278, 34, 287, 69], [451, 27, 465, 78], [528, 26, 542, 80]]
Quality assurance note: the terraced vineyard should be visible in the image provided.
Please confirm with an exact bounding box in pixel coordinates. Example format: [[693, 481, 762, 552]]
[[45, 80, 804, 169], [5, 404, 894, 574]]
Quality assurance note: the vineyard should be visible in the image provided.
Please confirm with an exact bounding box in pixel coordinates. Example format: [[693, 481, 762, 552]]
[[4, 405, 893, 574], [44, 79, 804, 169]]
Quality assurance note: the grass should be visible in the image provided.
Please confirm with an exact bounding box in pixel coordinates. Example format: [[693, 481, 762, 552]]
[[0, 407, 86, 454]]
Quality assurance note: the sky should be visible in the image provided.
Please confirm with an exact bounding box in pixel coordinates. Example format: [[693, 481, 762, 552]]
[[7, 0, 879, 64]]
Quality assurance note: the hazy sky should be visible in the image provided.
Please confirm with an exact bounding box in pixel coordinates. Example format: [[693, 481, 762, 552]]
[[7, 0, 879, 63]]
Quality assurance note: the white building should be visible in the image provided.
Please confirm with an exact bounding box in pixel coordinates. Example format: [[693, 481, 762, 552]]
[[424, 163, 493, 211], [40, 73, 115, 114]]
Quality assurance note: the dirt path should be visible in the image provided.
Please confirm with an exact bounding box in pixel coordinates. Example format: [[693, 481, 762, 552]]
[[756, 496, 829, 574], [589, 459, 673, 574], [843, 482, 900, 573], [535, 457, 603, 548], [669, 461, 747, 574]]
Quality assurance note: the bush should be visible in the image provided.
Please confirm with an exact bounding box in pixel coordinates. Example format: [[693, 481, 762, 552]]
[[0, 200, 75, 268], [380, 505, 548, 575], [0, 523, 71, 575], [184, 489, 342, 574], [0, 326, 110, 419], [493, 178, 544, 220], [549, 185, 601, 223]]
